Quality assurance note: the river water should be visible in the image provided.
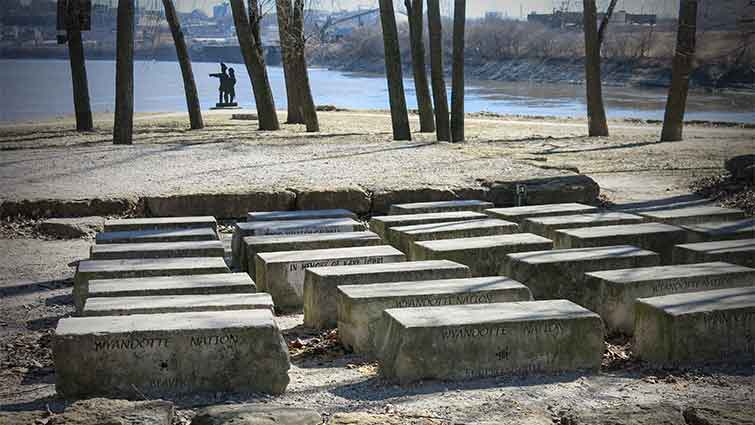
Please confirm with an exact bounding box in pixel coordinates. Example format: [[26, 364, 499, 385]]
[[1, 58, 753, 124]]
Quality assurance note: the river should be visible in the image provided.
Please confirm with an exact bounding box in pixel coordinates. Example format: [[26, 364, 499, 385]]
[[1, 58, 753, 124]]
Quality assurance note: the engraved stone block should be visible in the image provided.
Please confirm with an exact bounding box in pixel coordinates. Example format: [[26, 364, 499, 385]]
[[90, 240, 225, 260], [369, 211, 487, 240], [88, 273, 256, 299], [485, 203, 598, 224], [389, 200, 494, 215], [682, 219, 755, 243], [521, 212, 645, 239], [82, 293, 274, 316], [638, 206, 746, 226], [387, 219, 518, 256], [247, 209, 356, 222], [97, 228, 220, 245], [104, 216, 218, 233], [672, 239, 755, 267]]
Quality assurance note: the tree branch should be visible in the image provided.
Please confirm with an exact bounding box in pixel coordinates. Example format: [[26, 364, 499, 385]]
[[598, 0, 618, 46]]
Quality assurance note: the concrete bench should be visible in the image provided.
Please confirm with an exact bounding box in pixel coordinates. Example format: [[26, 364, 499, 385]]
[[104, 216, 218, 233], [90, 240, 225, 260], [638, 206, 746, 226], [485, 203, 598, 223], [87, 273, 256, 300], [73, 257, 230, 312], [53, 310, 290, 398], [503, 245, 661, 300], [634, 287, 755, 365], [521, 212, 645, 239], [303, 260, 471, 329], [682, 219, 755, 243], [672, 239, 755, 267], [553, 223, 688, 264], [387, 219, 518, 256], [247, 209, 357, 222], [338, 277, 532, 354], [377, 300, 604, 383], [231, 218, 366, 269], [96, 228, 219, 245], [411, 234, 553, 276], [369, 211, 487, 240], [82, 293, 274, 316], [242, 231, 382, 274], [582, 262, 755, 335], [256, 246, 406, 312], [389, 200, 494, 215]]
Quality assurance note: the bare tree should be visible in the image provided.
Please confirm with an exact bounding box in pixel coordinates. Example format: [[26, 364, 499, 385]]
[[450, 0, 465, 142], [378, 0, 411, 141], [581, 0, 617, 137], [405, 0, 435, 133], [67, 0, 93, 132], [276, 0, 304, 124], [661, 0, 698, 142], [162, 0, 203, 130], [427, 0, 450, 141], [292, 0, 319, 132], [113, 0, 134, 145], [230, 0, 280, 130]]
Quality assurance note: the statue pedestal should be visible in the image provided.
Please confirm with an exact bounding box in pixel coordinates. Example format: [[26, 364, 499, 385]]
[[211, 102, 240, 110]]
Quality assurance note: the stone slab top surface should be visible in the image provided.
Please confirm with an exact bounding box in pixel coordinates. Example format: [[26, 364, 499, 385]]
[[339, 277, 528, 299], [682, 220, 755, 235], [486, 203, 598, 217], [247, 209, 356, 221], [639, 206, 745, 220], [384, 300, 598, 328], [256, 245, 404, 264], [236, 218, 362, 231], [506, 245, 657, 264], [556, 223, 684, 238], [56, 309, 276, 335], [675, 239, 755, 253], [637, 286, 755, 316], [77, 257, 229, 273], [243, 231, 379, 246], [91, 240, 224, 253], [391, 219, 517, 234], [83, 293, 274, 313], [371, 211, 488, 224], [88, 273, 254, 293], [585, 262, 755, 283], [96, 227, 219, 242], [105, 216, 216, 227], [525, 212, 644, 226], [307, 260, 468, 276], [414, 234, 552, 251], [390, 200, 493, 210]]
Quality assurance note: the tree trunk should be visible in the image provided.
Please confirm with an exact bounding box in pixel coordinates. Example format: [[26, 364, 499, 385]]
[[230, 0, 279, 131], [450, 0, 465, 142], [162, 0, 203, 130], [582, 0, 609, 137], [276, 0, 304, 124], [113, 0, 134, 145], [427, 0, 450, 142], [67, 0, 93, 132], [661, 0, 698, 142], [378, 0, 411, 141], [292, 0, 319, 132], [405, 0, 435, 133]]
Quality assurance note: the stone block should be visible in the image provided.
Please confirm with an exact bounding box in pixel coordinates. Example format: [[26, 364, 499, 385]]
[[145, 191, 296, 219], [682, 219, 755, 243], [192, 404, 322, 425], [104, 216, 218, 233], [248, 209, 357, 222], [521, 212, 645, 239], [338, 277, 533, 354], [303, 260, 471, 329], [638, 206, 746, 226], [503, 245, 661, 300], [553, 223, 688, 264], [39, 216, 104, 239], [370, 188, 458, 215], [53, 310, 290, 397], [368, 211, 487, 240], [231, 218, 366, 269], [485, 203, 598, 223], [242, 231, 382, 274], [294, 187, 371, 215], [256, 246, 406, 312], [378, 300, 604, 383], [96, 228, 219, 245], [582, 262, 755, 335], [73, 257, 230, 313], [82, 293, 274, 316], [672, 239, 755, 267], [387, 219, 519, 256], [485, 175, 600, 207], [90, 240, 225, 260], [411, 234, 553, 276], [634, 287, 755, 365], [88, 273, 256, 299], [389, 199, 494, 215]]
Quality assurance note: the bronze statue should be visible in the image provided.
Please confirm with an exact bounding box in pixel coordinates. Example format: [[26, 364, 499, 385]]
[[209, 62, 237, 106]]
